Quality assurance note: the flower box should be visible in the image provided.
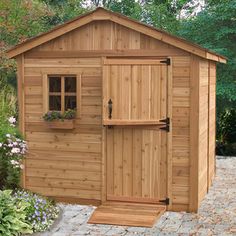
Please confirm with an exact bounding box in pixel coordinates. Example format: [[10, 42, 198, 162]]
[[46, 119, 75, 130]]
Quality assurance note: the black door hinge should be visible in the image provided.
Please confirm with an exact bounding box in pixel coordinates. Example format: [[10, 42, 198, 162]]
[[159, 198, 170, 205], [159, 117, 170, 132], [160, 125, 170, 132], [160, 58, 171, 65], [160, 117, 170, 125]]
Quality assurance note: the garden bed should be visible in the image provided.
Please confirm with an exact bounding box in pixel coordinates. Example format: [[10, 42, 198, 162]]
[[0, 189, 60, 236]]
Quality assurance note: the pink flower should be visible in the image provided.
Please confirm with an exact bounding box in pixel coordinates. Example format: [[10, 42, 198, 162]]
[[11, 148, 20, 154]]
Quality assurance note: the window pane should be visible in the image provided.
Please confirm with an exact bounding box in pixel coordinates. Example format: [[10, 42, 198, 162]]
[[49, 77, 61, 92], [49, 96, 61, 111], [65, 96, 76, 110], [65, 77, 76, 92]]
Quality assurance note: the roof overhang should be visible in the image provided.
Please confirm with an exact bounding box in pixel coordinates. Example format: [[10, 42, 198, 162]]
[[6, 7, 227, 63]]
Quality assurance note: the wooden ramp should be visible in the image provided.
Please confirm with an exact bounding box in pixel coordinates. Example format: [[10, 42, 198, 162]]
[[88, 202, 166, 227]]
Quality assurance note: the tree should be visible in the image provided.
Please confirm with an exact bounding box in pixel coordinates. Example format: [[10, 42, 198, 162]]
[[0, 0, 53, 81], [178, 0, 236, 114]]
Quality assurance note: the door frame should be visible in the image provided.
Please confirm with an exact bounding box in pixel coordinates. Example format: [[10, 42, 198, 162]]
[[101, 57, 172, 210]]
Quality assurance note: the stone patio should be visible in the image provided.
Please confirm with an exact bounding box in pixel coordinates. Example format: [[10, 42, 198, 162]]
[[39, 157, 236, 235]]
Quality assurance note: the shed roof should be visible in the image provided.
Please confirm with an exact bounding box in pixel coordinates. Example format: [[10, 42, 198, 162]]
[[6, 7, 226, 63]]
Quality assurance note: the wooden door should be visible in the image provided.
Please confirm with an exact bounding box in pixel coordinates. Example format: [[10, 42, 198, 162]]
[[103, 58, 169, 203]]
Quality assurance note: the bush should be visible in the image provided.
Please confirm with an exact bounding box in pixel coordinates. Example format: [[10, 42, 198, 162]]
[[216, 108, 236, 156], [13, 190, 60, 232], [0, 190, 32, 236], [0, 117, 27, 189]]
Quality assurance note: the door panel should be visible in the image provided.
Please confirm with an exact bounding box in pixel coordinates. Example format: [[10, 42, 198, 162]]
[[103, 63, 167, 121], [104, 59, 168, 203], [106, 127, 167, 202]]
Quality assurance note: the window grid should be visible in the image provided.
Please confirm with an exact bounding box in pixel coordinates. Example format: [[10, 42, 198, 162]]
[[48, 75, 77, 113]]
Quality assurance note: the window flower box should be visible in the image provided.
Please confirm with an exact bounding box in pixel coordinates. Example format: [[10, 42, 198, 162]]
[[43, 110, 76, 130], [47, 119, 75, 130]]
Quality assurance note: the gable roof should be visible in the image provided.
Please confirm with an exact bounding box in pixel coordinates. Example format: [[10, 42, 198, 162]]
[[6, 7, 226, 63]]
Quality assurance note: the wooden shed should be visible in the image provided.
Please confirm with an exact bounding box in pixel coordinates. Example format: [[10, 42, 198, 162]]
[[7, 7, 226, 219]]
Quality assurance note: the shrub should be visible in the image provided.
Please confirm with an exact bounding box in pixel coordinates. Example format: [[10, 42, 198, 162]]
[[13, 190, 60, 232], [0, 190, 32, 236], [216, 108, 236, 156], [0, 117, 27, 189]]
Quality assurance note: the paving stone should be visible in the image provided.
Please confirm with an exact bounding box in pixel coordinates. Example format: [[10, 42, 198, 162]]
[[105, 226, 128, 235], [37, 157, 236, 236]]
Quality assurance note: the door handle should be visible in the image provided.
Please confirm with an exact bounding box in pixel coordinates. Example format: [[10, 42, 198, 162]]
[[108, 99, 113, 119]]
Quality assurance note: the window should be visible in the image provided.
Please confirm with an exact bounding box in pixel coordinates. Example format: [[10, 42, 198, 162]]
[[48, 75, 78, 112]]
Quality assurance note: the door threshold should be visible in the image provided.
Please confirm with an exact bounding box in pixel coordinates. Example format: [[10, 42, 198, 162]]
[[88, 201, 166, 227]]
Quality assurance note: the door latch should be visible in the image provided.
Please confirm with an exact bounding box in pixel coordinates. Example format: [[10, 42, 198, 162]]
[[159, 198, 170, 205], [108, 99, 113, 119]]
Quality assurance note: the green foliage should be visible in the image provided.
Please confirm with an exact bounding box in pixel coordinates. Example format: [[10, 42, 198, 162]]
[[43, 109, 76, 121], [0, 79, 17, 121], [0, 0, 54, 80], [217, 108, 236, 144], [0, 189, 59, 235], [13, 190, 60, 232], [63, 109, 77, 119], [178, 1, 236, 108], [141, 0, 193, 34], [41, 0, 87, 25], [216, 108, 236, 156], [43, 111, 62, 121], [107, 0, 142, 21], [0, 190, 33, 236]]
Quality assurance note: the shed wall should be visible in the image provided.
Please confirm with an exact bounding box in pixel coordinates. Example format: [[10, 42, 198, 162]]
[[23, 57, 103, 203], [208, 62, 216, 187], [189, 58, 216, 212], [18, 20, 196, 211]]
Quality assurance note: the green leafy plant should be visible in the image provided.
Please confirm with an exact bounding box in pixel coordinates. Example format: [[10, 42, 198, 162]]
[[216, 108, 236, 156], [63, 109, 76, 119], [43, 111, 62, 121], [13, 190, 60, 232], [0, 190, 32, 236], [43, 109, 76, 121]]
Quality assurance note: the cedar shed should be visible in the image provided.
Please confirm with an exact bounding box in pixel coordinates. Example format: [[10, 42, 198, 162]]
[[7, 8, 226, 216]]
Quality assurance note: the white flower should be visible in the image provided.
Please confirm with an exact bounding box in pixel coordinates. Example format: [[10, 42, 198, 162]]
[[0, 143, 2, 148], [13, 142, 17, 146], [20, 164, 24, 169], [6, 134, 11, 138], [10, 160, 19, 165], [8, 116, 16, 124], [8, 143, 13, 147], [11, 148, 20, 154]]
